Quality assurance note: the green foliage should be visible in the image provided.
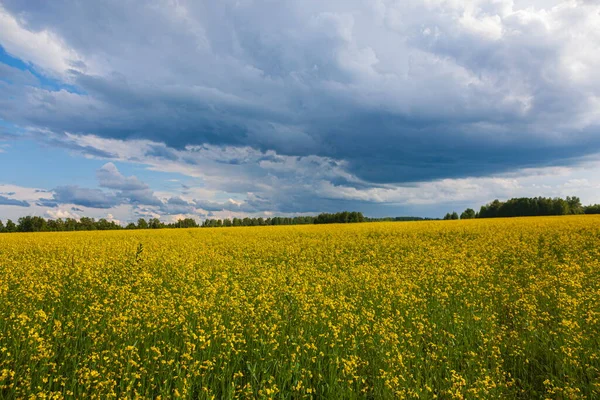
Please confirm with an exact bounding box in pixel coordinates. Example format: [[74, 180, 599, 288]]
[[4, 196, 600, 235], [585, 204, 600, 214], [137, 218, 149, 229], [0, 212, 367, 233], [202, 211, 366, 228], [17, 216, 47, 232], [566, 196, 584, 214], [171, 218, 199, 228], [10, 216, 122, 232], [478, 196, 585, 218], [443, 212, 459, 220], [5, 219, 16, 233], [460, 208, 476, 219], [366, 216, 435, 222], [315, 211, 365, 224]]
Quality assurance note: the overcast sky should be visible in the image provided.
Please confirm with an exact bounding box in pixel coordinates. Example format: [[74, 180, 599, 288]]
[[1, 0, 600, 223]]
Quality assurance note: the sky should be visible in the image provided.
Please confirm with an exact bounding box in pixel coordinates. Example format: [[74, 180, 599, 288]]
[[1, 0, 600, 223]]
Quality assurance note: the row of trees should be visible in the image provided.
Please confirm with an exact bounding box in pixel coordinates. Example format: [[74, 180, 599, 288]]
[[0, 212, 366, 233], [585, 204, 600, 214], [442, 209, 476, 220], [478, 196, 585, 218], [126, 218, 199, 230], [445, 196, 600, 220], [443, 211, 460, 220], [366, 216, 435, 222], [3, 198, 599, 232], [201, 212, 365, 228], [0, 216, 124, 233], [0, 216, 200, 233]]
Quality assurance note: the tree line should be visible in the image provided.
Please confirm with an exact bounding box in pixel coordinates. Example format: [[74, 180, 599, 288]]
[[445, 196, 600, 220], [365, 216, 436, 222], [0, 216, 200, 233], [0, 212, 366, 233], [3, 198, 599, 232], [201, 212, 365, 227]]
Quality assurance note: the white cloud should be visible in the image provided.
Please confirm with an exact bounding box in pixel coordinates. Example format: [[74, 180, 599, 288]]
[[106, 213, 121, 225], [45, 208, 80, 220], [11, 131, 600, 218], [97, 162, 148, 191], [0, 184, 52, 202], [0, 5, 89, 76]]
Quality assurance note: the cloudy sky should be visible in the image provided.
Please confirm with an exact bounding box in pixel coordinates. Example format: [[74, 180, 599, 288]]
[[1, 0, 600, 223]]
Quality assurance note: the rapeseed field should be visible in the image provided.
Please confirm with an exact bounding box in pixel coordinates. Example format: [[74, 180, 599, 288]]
[[1, 216, 599, 399]]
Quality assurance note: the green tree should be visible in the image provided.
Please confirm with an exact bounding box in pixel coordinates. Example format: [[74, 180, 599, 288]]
[[96, 218, 110, 230], [18, 216, 48, 232], [180, 218, 198, 228], [585, 204, 600, 214], [566, 196, 584, 214], [137, 218, 149, 229], [0, 220, 4, 232], [64, 218, 77, 231], [5, 219, 17, 233], [79, 217, 97, 230], [149, 218, 163, 229], [460, 208, 476, 219]]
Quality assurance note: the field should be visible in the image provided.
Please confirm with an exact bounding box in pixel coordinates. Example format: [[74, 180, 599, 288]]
[[1, 217, 600, 399]]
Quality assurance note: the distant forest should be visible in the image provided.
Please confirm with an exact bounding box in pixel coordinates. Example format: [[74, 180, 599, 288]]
[[446, 196, 600, 220], [0, 211, 367, 233], [2, 196, 600, 233]]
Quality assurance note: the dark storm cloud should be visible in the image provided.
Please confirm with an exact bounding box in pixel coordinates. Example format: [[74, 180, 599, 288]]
[[1, 0, 600, 198]]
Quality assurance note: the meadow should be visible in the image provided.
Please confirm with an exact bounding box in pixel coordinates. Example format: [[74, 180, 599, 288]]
[[1, 216, 599, 399]]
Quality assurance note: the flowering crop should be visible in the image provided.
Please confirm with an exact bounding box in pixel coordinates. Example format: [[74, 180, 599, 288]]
[[1, 216, 599, 399]]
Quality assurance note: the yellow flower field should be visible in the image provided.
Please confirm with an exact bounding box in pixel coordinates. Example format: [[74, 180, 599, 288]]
[[1, 216, 599, 399]]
